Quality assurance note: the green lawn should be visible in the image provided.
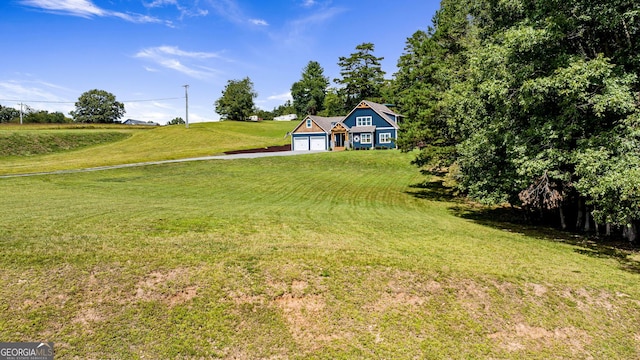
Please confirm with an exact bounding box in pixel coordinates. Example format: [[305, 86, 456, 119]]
[[0, 121, 294, 175], [1, 149, 639, 359]]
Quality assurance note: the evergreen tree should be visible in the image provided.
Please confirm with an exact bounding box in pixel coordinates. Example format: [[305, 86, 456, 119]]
[[291, 61, 329, 116], [335, 42, 386, 111]]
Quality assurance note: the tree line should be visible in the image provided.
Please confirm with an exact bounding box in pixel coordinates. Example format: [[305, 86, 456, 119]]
[[214, 42, 389, 121], [393, 0, 640, 242], [0, 104, 71, 124]]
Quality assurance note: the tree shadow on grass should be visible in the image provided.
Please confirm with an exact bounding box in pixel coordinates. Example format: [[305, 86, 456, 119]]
[[405, 179, 461, 203], [406, 178, 640, 275], [449, 204, 640, 274]]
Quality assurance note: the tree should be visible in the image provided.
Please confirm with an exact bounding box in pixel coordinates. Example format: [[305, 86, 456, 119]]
[[291, 61, 329, 116], [272, 100, 296, 117], [167, 117, 185, 125], [214, 77, 257, 121], [24, 110, 69, 123], [70, 89, 125, 123], [335, 42, 386, 111], [317, 88, 345, 117], [393, 0, 473, 169], [398, 0, 640, 240], [0, 105, 20, 123]]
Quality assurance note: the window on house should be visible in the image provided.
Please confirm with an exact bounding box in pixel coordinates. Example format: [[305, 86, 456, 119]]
[[356, 116, 372, 127], [306, 119, 312, 128], [361, 133, 372, 144], [379, 133, 392, 143]]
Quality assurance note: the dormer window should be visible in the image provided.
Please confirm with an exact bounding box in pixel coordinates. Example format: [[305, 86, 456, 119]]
[[356, 116, 372, 126]]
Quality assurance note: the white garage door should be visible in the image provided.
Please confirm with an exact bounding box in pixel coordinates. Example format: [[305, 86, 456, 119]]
[[310, 137, 326, 151], [293, 137, 309, 151]]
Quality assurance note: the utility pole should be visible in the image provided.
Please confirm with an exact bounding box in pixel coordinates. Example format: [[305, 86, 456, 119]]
[[18, 103, 23, 125], [182, 85, 189, 128]]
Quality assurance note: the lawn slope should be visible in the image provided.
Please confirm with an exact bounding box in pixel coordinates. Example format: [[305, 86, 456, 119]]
[[0, 151, 639, 359], [0, 121, 293, 175]]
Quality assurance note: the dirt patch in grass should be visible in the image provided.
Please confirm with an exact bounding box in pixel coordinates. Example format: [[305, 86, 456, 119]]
[[73, 308, 105, 327], [527, 282, 549, 297], [559, 287, 615, 312], [488, 323, 592, 353], [350, 268, 630, 356], [134, 268, 199, 306], [274, 290, 349, 350]]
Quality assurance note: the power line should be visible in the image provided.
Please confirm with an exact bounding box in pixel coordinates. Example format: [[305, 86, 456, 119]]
[[0, 96, 184, 104], [0, 99, 74, 104], [121, 97, 184, 103]]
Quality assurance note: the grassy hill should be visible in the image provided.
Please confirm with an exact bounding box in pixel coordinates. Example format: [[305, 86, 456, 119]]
[[0, 121, 294, 175], [0, 148, 639, 359]]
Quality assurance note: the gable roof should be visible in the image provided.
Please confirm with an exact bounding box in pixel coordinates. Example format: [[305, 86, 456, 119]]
[[311, 115, 343, 133], [345, 100, 401, 129], [290, 101, 403, 135], [123, 119, 160, 126], [291, 115, 343, 134]]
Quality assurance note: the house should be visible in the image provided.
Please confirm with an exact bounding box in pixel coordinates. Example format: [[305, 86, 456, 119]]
[[274, 114, 298, 121], [122, 119, 160, 126], [290, 100, 401, 151]]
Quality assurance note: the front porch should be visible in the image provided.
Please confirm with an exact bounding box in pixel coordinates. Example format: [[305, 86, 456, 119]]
[[331, 123, 348, 151]]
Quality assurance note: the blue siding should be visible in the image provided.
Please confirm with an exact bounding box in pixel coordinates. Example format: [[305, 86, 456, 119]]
[[375, 129, 396, 149], [345, 108, 397, 149], [351, 133, 373, 150], [343, 108, 390, 128]]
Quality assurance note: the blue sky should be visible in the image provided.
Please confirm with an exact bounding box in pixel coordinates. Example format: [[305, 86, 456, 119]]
[[1, 0, 438, 124]]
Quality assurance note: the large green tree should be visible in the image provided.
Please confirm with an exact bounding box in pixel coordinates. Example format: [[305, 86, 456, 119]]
[[396, 0, 640, 240], [70, 89, 125, 123], [335, 42, 386, 111], [214, 77, 257, 121], [291, 61, 329, 116], [394, 0, 474, 168]]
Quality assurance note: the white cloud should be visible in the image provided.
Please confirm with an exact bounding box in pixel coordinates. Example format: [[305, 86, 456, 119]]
[[302, 0, 316, 7], [19, 0, 104, 17], [20, 0, 170, 25], [144, 0, 208, 20], [145, 0, 177, 7], [0, 79, 76, 114], [249, 18, 268, 26], [134, 46, 224, 79], [153, 46, 222, 59], [207, 0, 270, 28], [267, 92, 292, 101], [207, 0, 243, 23], [273, 6, 346, 46]]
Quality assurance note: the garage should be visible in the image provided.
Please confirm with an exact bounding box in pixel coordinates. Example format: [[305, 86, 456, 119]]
[[293, 137, 309, 151], [310, 137, 326, 151]]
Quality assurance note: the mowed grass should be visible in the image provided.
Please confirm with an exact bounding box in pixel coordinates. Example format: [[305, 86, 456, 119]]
[[1, 150, 639, 359], [0, 121, 293, 175]]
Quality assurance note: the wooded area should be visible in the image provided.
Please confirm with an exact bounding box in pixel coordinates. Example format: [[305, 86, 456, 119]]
[[394, 0, 640, 242]]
